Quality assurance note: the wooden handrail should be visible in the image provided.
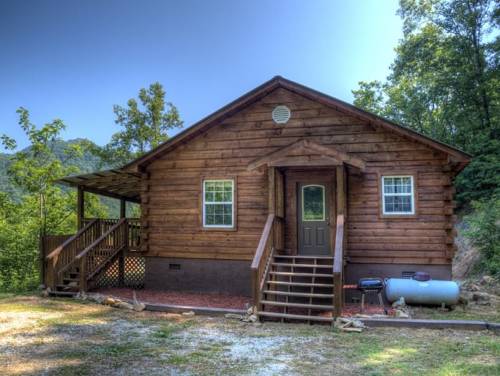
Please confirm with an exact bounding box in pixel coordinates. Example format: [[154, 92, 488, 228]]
[[45, 219, 98, 261], [251, 213, 279, 311], [75, 218, 127, 260], [251, 214, 275, 270], [76, 218, 128, 292], [333, 214, 345, 317]]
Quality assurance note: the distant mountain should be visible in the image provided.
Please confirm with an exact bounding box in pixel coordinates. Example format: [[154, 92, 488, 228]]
[[0, 138, 105, 200]]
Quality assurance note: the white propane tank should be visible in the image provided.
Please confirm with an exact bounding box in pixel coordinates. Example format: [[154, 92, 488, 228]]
[[385, 278, 459, 306]]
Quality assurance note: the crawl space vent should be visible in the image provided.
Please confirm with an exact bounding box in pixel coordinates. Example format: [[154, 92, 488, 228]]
[[272, 105, 291, 124]]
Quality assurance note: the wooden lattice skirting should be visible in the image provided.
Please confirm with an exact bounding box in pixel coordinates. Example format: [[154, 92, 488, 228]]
[[92, 256, 145, 289]]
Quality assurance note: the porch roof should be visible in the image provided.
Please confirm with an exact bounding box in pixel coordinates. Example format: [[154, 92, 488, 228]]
[[57, 169, 141, 203], [247, 139, 366, 171]]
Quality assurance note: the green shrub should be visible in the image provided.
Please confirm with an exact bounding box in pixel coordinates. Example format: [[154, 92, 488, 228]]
[[464, 196, 500, 277]]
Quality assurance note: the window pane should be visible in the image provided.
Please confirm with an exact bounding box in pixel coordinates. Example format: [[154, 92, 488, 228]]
[[384, 182, 394, 194], [384, 195, 412, 213], [223, 204, 231, 214], [205, 181, 215, 191], [223, 192, 232, 202], [206, 214, 215, 225], [224, 181, 232, 191], [302, 185, 325, 221], [204, 203, 233, 226]]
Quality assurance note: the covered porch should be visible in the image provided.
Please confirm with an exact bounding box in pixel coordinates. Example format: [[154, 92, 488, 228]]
[[42, 169, 145, 295], [248, 139, 366, 320], [58, 168, 142, 230]]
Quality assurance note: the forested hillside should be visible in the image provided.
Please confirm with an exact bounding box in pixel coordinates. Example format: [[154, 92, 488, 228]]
[[0, 138, 103, 201]]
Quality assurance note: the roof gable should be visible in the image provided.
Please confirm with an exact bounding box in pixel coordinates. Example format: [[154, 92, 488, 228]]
[[124, 76, 471, 171], [247, 139, 366, 170]]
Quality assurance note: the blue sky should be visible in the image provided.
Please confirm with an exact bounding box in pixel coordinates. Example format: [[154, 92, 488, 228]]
[[0, 0, 402, 151]]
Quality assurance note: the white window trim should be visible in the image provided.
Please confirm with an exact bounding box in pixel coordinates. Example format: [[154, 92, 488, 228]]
[[301, 184, 326, 222], [202, 179, 235, 228], [381, 175, 415, 215]]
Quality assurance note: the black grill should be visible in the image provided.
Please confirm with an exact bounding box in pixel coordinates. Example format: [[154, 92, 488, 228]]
[[357, 277, 386, 314], [357, 277, 384, 291]]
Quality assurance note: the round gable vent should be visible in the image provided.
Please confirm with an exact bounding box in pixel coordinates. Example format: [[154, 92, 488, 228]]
[[272, 105, 291, 124]]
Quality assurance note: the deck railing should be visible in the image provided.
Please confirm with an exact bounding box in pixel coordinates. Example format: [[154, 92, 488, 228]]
[[250, 214, 284, 310], [44, 218, 141, 290], [127, 218, 141, 250], [45, 219, 100, 290], [76, 218, 128, 291], [84, 217, 140, 249], [333, 214, 345, 317]]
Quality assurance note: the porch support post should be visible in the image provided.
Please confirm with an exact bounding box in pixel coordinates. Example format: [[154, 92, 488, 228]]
[[119, 198, 127, 287], [336, 165, 346, 216], [120, 199, 126, 218], [268, 167, 276, 215], [77, 186, 84, 230], [334, 164, 347, 316]]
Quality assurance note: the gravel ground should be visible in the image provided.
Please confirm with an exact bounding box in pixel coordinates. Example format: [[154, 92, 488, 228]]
[[1, 294, 499, 376]]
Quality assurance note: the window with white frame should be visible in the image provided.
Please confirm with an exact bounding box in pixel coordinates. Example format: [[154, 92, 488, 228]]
[[203, 179, 234, 228], [381, 176, 415, 215]]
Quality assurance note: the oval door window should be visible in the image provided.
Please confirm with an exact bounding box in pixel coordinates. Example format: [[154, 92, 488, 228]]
[[302, 185, 325, 221]]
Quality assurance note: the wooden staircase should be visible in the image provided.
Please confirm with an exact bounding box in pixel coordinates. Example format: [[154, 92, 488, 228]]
[[45, 218, 137, 297], [52, 267, 82, 296], [251, 213, 345, 324], [257, 254, 335, 323]]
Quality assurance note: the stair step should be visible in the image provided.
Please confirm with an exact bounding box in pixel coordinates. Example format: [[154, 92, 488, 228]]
[[63, 278, 79, 283], [274, 255, 333, 260], [269, 271, 333, 278], [263, 290, 334, 298], [257, 311, 333, 322], [56, 284, 79, 292], [49, 290, 78, 297], [267, 281, 334, 288], [272, 263, 332, 269], [260, 300, 334, 310]]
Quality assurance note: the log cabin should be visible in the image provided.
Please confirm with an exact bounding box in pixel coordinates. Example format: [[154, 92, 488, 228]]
[[44, 76, 471, 322]]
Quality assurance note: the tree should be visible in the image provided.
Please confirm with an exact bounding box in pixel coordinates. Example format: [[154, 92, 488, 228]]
[[0, 108, 107, 291], [352, 0, 499, 206], [98, 82, 183, 167], [1, 108, 83, 236]]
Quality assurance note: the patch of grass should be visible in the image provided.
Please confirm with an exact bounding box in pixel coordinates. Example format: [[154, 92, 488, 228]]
[[0, 302, 56, 313], [413, 306, 500, 323], [164, 342, 228, 367], [92, 342, 138, 357], [291, 323, 327, 337], [153, 320, 194, 339], [0, 292, 17, 300], [49, 364, 93, 376], [345, 330, 500, 376], [0, 290, 38, 300]]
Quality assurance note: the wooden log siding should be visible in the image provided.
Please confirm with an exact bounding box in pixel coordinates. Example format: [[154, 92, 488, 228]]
[[142, 88, 456, 264]]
